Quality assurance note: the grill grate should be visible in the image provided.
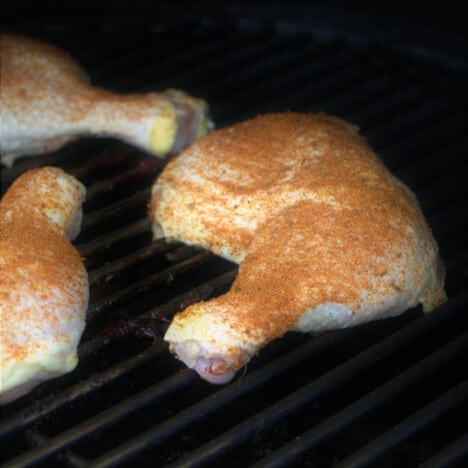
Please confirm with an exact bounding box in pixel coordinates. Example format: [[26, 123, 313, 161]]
[[1, 9, 468, 468]]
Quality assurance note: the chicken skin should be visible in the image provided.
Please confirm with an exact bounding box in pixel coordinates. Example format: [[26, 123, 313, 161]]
[[0, 34, 211, 166], [150, 112, 447, 384], [0, 167, 88, 403]]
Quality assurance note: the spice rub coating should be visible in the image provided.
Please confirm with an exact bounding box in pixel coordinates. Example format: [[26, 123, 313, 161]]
[[150, 112, 447, 384], [0, 34, 211, 166], [0, 167, 88, 403]]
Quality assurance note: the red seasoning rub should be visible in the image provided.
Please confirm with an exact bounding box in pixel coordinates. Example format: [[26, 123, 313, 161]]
[[0, 34, 212, 166], [0, 167, 88, 403], [150, 112, 447, 384]]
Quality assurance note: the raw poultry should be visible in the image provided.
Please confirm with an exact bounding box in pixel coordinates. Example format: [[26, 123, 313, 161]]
[[150, 112, 447, 384], [0, 34, 211, 166], [0, 167, 88, 403]]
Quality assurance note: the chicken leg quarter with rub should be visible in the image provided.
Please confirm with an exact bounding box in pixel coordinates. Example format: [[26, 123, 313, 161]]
[[0, 167, 88, 403], [150, 113, 447, 384], [0, 34, 212, 166]]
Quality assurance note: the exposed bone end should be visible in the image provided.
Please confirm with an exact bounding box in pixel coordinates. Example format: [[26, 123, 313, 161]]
[[172, 340, 237, 384]]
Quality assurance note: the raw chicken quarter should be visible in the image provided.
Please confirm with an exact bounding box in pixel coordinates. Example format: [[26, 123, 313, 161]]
[[0, 34, 212, 166], [150, 112, 447, 384], [0, 167, 88, 404]]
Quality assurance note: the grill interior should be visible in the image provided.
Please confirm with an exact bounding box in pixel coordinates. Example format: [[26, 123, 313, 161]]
[[1, 6, 468, 467]]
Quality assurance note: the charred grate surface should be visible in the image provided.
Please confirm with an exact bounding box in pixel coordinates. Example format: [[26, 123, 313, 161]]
[[1, 10, 468, 468]]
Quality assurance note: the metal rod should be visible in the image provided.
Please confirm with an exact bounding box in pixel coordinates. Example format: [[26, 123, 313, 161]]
[[86, 251, 211, 321], [417, 432, 468, 468], [81, 189, 150, 230], [88, 293, 468, 467], [0, 345, 165, 440], [249, 334, 468, 468], [334, 379, 468, 468], [3, 371, 196, 468], [77, 218, 151, 258], [87, 238, 178, 285]]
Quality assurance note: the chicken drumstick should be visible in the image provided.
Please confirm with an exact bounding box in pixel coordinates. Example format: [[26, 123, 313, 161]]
[[0, 34, 211, 166], [0, 167, 88, 403]]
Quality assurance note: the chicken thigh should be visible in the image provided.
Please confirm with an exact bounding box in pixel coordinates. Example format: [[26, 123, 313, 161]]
[[0, 34, 211, 166], [150, 113, 447, 384], [0, 167, 88, 403]]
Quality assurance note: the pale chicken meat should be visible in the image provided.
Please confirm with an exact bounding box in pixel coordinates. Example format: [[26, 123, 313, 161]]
[[150, 112, 447, 384], [0, 34, 212, 166], [0, 167, 88, 403]]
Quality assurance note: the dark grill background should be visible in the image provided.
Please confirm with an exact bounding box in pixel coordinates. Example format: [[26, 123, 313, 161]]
[[1, 4, 468, 467]]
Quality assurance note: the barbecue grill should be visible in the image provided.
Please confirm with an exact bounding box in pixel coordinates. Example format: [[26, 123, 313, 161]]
[[1, 3, 468, 467]]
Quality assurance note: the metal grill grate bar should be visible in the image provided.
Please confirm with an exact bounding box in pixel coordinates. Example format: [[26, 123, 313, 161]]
[[212, 49, 363, 122], [88, 293, 468, 467], [80, 268, 236, 359], [83, 159, 161, 202], [334, 379, 468, 468], [0, 140, 106, 194], [81, 189, 151, 230], [5, 332, 351, 467], [246, 64, 417, 120], [0, 344, 165, 440], [24, 429, 91, 468], [101, 29, 272, 92], [152, 34, 311, 93], [81, 25, 209, 87], [427, 197, 468, 246], [77, 218, 151, 258], [419, 169, 468, 216], [86, 251, 212, 321], [5, 371, 196, 468], [190, 37, 340, 98], [170, 320, 468, 468], [248, 335, 468, 468], [0, 270, 238, 442], [87, 239, 179, 285], [418, 432, 468, 468], [381, 108, 467, 169], [395, 140, 468, 189], [366, 99, 467, 152], [2, 13, 467, 467]]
